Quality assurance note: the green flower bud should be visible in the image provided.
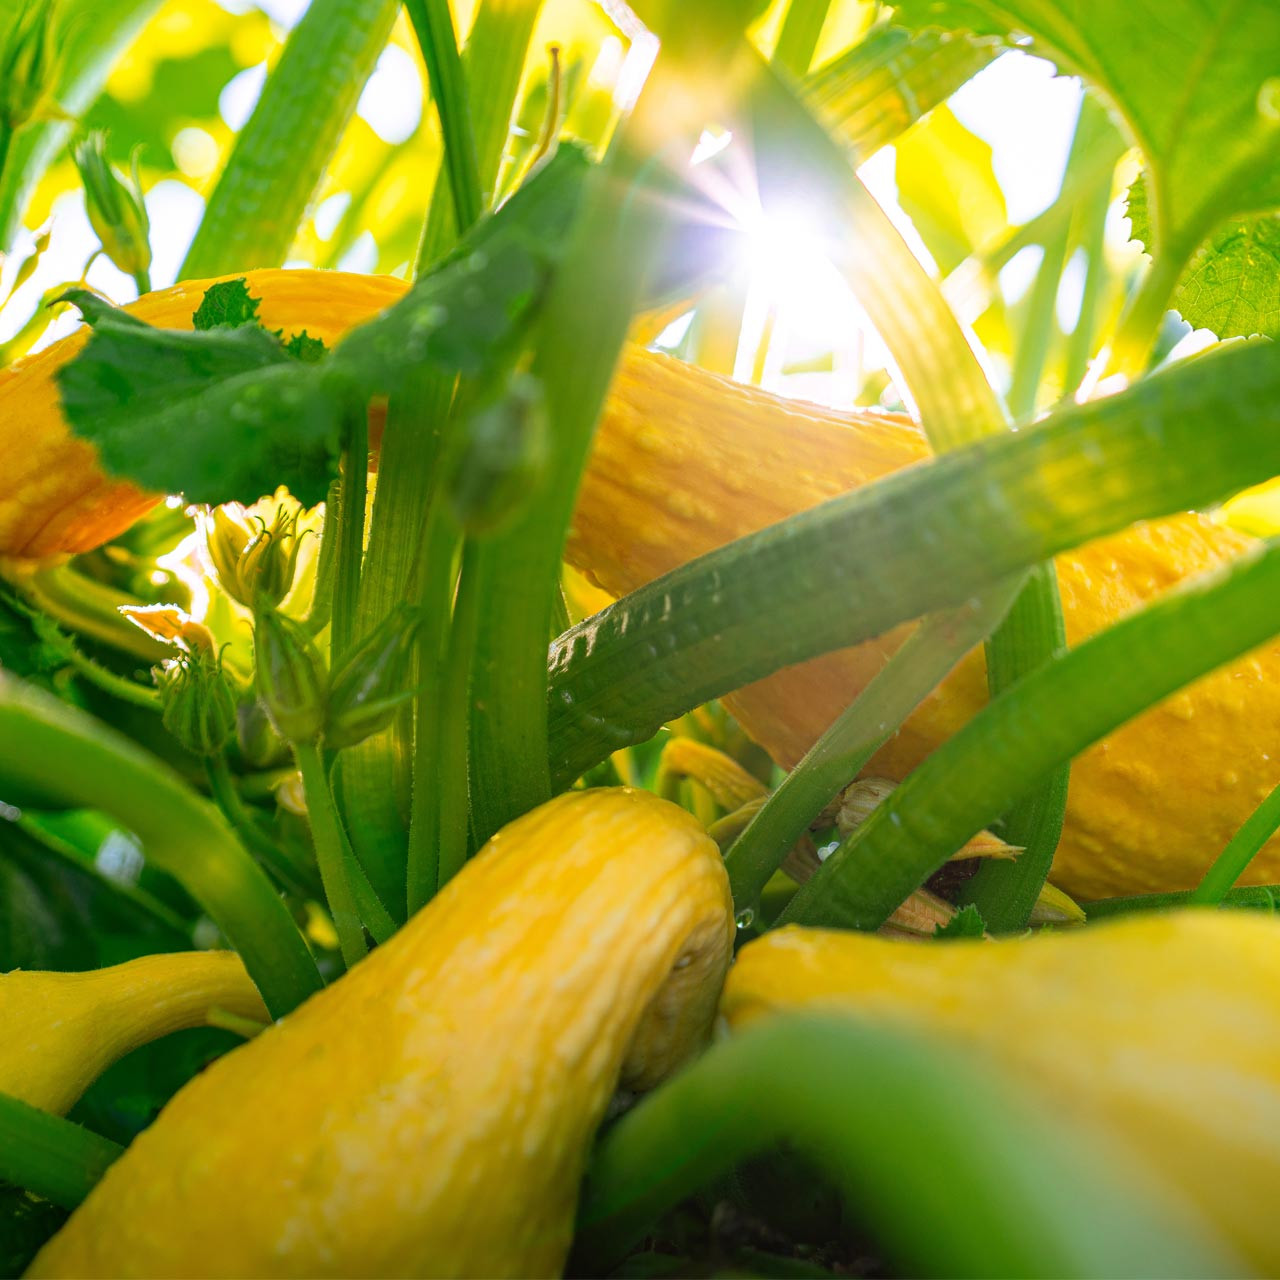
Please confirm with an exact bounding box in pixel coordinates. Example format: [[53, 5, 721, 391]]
[[443, 372, 548, 536], [253, 609, 327, 745], [324, 605, 421, 751], [72, 131, 152, 284], [203, 499, 308, 611], [1, 0, 63, 131], [158, 654, 237, 758]]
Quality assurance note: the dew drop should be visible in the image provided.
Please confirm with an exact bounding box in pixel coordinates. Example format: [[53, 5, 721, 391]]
[[735, 907, 755, 930]]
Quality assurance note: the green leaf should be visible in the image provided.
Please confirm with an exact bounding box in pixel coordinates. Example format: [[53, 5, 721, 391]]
[[934, 903, 986, 939], [192, 278, 262, 331], [1169, 213, 1280, 339], [1129, 172, 1280, 340], [57, 145, 592, 511], [58, 307, 339, 508], [891, 0, 1280, 260]]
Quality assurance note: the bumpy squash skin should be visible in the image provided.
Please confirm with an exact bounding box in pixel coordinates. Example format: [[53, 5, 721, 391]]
[[0, 951, 267, 1115], [0, 270, 403, 561], [10, 270, 1277, 896], [568, 350, 1275, 901], [30, 788, 734, 1279], [722, 914, 1280, 1272]]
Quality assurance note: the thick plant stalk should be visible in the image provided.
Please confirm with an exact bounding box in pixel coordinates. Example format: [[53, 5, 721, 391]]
[[574, 1015, 1226, 1278], [724, 913, 1280, 1271], [0, 1095, 122, 1212], [0, 674, 322, 1020], [779, 537, 1280, 929], [180, 0, 399, 278]]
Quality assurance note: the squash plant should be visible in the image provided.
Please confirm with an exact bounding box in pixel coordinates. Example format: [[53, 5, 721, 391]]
[[2, 0, 1280, 1273]]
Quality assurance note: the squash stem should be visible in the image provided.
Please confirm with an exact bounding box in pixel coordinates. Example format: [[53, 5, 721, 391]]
[[9, 565, 168, 663], [573, 1016, 1220, 1278], [293, 739, 367, 969], [330, 410, 368, 664], [0, 675, 322, 1018], [780, 539, 1280, 933], [467, 66, 706, 844], [403, 0, 482, 235], [725, 586, 1019, 908], [0, 1092, 123, 1210], [180, 0, 399, 277], [204, 753, 320, 900], [437, 540, 481, 888], [405, 506, 461, 912], [1085, 884, 1280, 919], [1189, 779, 1280, 906]]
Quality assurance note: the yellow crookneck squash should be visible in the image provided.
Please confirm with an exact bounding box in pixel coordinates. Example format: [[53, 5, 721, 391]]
[[29, 787, 734, 1279], [0, 950, 267, 1115], [2, 268, 1275, 900], [722, 912, 1280, 1274]]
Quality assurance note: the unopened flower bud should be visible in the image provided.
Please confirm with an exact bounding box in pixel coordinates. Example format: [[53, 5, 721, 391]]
[[443, 373, 548, 535], [72, 131, 151, 283], [324, 605, 421, 750], [253, 608, 327, 744], [158, 653, 237, 758], [203, 498, 308, 611], [1, 0, 63, 131]]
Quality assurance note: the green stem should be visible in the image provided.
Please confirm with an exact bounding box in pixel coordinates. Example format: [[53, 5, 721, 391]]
[[403, 0, 483, 234], [330, 411, 368, 663], [439, 541, 480, 887], [780, 538, 1280, 932], [467, 69, 705, 845], [773, 0, 831, 78], [10, 565, 168, 663], [131, 266, 151, 296], [1008, 228, 1070, 420], [204, 754, 320, 900], [303, 475, 340, 634], [573, 1017, 1222, 1278], [725, 586, 1019, 907], [548, 339, 1280, 784], [1189, 780, 1280, 906], [1086, 884, 1280, 919], [342, 0, 542, 891], [1106, 249, 1186, 381], [405, 507, 461, 912], [0, 123, 14, 208], [1061, 165, 1114, 394], [964, 563, 1069, 932], [293, 738, 366, 969], [0, 1093, 123, 1210], [61, 645, 161, 709], [180, 0, 399, 276], [0, 675, 322, 1019], [17, 812, 191, 938]]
